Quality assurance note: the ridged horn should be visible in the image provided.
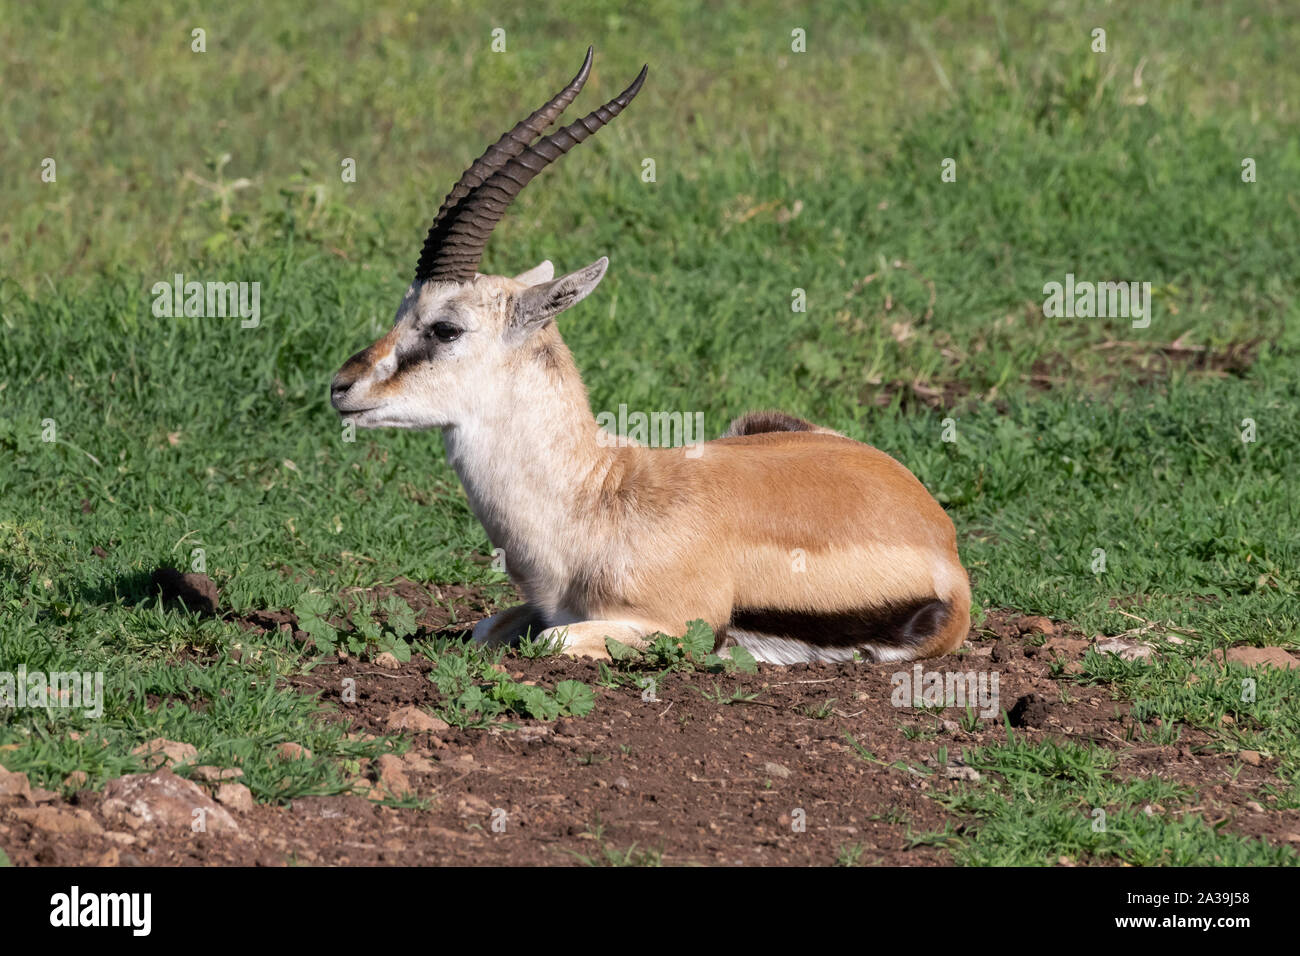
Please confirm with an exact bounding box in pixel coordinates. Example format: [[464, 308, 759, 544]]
[[415, 58, 647, 283], [422, 47, 592, 245]]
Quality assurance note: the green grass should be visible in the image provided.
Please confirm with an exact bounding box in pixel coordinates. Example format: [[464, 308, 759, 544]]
[[564, 822, 664, 867], [2, 0, 1298, 863], [1075, 639, 1300, 807], [921, 736, 1298, 865]]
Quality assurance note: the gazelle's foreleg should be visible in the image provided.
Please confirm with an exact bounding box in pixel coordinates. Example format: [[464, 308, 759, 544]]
[[535, 619, 665, 660], [472, 603, 544, 648]]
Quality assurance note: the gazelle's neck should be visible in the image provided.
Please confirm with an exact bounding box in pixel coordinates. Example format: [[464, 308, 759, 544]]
[[441, 328, 619, 609]]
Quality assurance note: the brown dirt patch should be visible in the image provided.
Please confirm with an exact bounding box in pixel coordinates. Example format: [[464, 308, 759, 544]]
[[3, 609, 1297, 866], [228, 577, 503, 652], [1026, 337, 1260, 390], [859, 337, 1260, 414], [148, 564, 503, 643]]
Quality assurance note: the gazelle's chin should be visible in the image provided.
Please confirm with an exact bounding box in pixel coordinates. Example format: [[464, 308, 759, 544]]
[[339, 407, 444, 430], [337, 408, 388, 429]]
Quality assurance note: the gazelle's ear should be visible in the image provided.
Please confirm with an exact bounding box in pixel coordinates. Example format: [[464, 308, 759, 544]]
[[511, 258, 608, 335], [513, 260, 555, 286]]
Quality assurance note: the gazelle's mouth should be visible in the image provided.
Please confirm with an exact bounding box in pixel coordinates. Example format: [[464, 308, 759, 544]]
[[333, 400, 384, 423], [336, 406, 391, 430], [330, 383, 379, 415]]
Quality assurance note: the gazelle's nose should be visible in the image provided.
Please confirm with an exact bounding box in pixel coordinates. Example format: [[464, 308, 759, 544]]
[[331, 344, 379, 409], [330, 372, 359, 410]]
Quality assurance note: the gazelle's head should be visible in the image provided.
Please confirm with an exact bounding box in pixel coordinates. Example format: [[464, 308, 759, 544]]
[[331, 48, 646, 430]]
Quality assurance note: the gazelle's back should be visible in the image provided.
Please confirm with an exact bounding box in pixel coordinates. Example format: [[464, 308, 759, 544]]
[[701, 430, 954, 547]]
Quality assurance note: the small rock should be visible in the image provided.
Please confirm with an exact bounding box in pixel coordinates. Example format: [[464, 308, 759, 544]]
[[0, 765, 32, 805], [1043, 636, 1090, 656], [150, 567, 220, 615], [132, 737, 198, 769], [276, 742, 311, 760], [189, 765, 244, 782], [991, 640, 1019, 663], [1008, 693, 1052, 728], [1214, 646, 1300, 670], [1018, 616, 1056, 637], [244, 608, 296, 630], [456, 793, 492, 817], [101, 770, 238, 834], [376, 754, 412, 797], [516, 725, 552, 745], [103, 831, 137, 846], [214, 783, 254, 813], [1094, 636, 1154, 662], [11, 806, 103, 835], [373, 651, 401, 670], [401, 752, 436, 773], [762, 761, 792, 779], [1239, 750, 1262, 766], [384, 706, 449, 735]]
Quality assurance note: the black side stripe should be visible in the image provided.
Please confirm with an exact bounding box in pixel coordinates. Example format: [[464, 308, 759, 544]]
[[728, 597, 949, 649]]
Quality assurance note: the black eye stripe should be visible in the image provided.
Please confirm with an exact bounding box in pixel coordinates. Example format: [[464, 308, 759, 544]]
[[396, 321, 463, 372], [395, 344, 431, 374]]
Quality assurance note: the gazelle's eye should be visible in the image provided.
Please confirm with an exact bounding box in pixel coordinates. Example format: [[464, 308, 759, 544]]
[[430, 322, 462, 343]]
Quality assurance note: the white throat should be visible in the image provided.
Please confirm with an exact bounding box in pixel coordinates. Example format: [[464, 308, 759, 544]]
[[441, 354, 614, 614]]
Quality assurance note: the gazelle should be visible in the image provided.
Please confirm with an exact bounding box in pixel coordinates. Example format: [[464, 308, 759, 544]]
[[331, 49, 971, 664]]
